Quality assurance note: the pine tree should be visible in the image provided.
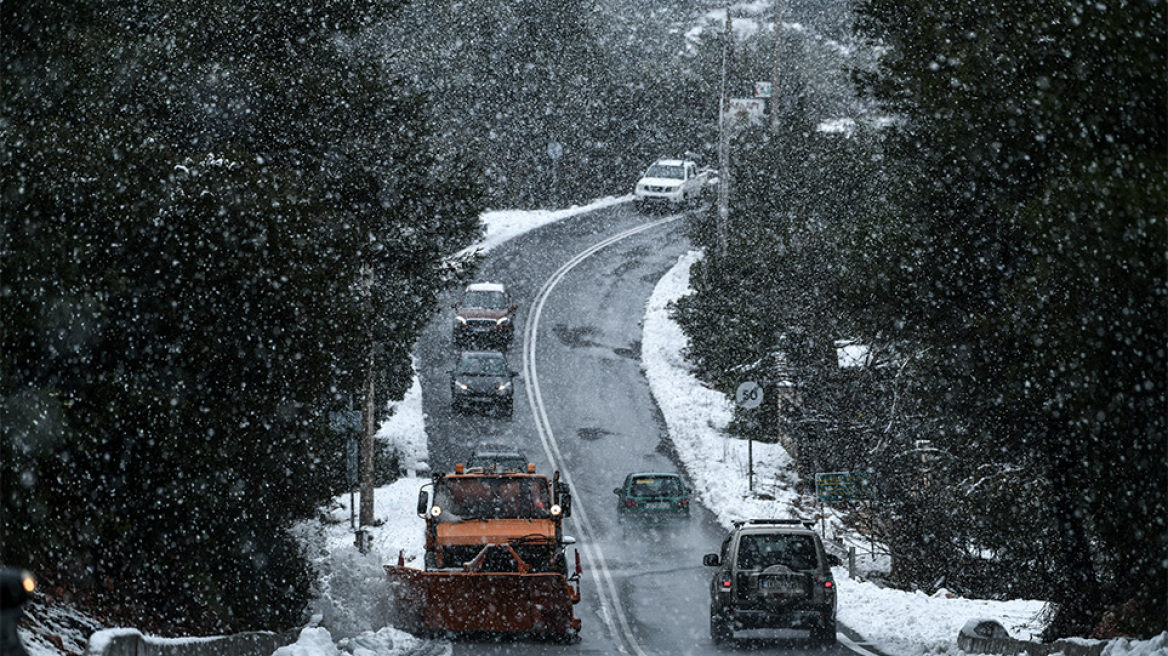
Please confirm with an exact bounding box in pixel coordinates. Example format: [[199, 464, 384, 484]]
[[3, 0, 483, 631]]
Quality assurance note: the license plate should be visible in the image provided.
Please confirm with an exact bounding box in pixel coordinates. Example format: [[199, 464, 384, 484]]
[[646, 502, 670, 509], [760, 577, 803, 594]]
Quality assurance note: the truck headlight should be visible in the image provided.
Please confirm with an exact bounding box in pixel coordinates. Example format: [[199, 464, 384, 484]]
[[455, 315, 467, 325], [497, 381, 512, 393], [430, 506, 442, 518], [496, 317, 510, 326]]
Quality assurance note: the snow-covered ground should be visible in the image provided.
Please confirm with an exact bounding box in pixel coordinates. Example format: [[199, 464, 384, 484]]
[[25, 196, 1165, 656]]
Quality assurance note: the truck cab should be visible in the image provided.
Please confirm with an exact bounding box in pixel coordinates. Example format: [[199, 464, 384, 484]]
[[417, 464, 572, 572]]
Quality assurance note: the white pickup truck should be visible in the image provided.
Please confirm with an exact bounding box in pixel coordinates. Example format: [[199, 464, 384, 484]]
[[633, 159, 710, 212]]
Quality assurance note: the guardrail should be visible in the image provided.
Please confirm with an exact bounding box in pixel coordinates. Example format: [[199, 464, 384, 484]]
[[87, 628, 299, 656]]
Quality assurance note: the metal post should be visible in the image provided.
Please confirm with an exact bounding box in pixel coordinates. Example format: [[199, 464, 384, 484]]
[[748, 433, 754, 492], [770, 0, 783, 133], [716, 6, 732, 259], [359, 263, 376, 528], [819, 498, 826, 539]]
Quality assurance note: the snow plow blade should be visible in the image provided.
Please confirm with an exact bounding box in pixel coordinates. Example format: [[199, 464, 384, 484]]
[[385, 565, 581, 635]]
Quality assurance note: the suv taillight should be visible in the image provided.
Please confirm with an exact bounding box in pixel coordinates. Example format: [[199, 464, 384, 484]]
[[718, 573, 733, 592], [624, 499, 638, 509]]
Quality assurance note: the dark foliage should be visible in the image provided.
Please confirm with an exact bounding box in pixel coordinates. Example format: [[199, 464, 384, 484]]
[[677, 0, 1166, 641], [3, 0, 483, 633], [376, 0, 723, 208]]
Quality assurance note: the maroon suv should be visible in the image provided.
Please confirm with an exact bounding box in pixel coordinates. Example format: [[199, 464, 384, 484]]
[[452, 283, 517, 348]]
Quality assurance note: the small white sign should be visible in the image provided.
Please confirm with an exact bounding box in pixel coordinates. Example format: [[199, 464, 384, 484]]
[[726, 98, 766, 126], [736, 381, 764, 409], [754, 81, 773, 98]]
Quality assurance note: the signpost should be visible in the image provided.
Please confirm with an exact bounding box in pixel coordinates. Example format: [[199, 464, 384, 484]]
[[736, 381, 764, 492], [815, 472, 875, 540], [815, 472, 874, 502], [726, 98, 766, 126], [817, 469, 873, 546], [547, 141, 563, 202], [735, 381, 764, 409], [330, 410, 362, 530]]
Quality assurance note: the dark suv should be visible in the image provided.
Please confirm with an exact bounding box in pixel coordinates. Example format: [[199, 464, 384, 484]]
[[702, 519, 840, 645]]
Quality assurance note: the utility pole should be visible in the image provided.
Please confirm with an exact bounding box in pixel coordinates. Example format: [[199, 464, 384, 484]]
[[359, 262, 376, 531], [716, 6, 732, 260], [770, 0, 784, 133]]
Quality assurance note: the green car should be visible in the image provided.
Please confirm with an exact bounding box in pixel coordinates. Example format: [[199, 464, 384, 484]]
[[614, 472, 691, 518]]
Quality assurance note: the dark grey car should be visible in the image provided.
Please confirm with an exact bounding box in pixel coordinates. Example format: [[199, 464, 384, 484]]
[[449, 351, 518, 417], [703, 519, 841, 646]]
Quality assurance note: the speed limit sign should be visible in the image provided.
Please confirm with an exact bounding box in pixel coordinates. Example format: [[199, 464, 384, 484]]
[[736, 381, 764, 409]]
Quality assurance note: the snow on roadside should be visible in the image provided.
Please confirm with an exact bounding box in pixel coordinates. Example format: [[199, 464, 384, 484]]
[[639, 249, 1054, 655], [375, 356, 429, 477], [459, 195, 631, 257]]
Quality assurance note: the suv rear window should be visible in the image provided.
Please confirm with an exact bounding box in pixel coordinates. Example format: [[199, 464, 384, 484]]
[[630, 476, 683, 497], [736, 534, 818, 571]]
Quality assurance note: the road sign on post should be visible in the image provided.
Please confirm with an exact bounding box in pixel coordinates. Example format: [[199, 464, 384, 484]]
[[736, 381, 764, 491], [815, 472, 874, 503], [736, 381, 764, 409]]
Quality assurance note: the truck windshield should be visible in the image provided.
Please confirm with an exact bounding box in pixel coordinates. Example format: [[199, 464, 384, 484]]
[[646, 164, 684, 179], [434, 477, 552, 520]]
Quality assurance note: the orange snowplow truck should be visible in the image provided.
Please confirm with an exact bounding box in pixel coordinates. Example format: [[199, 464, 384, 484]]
[[385, 463, 582, 637]]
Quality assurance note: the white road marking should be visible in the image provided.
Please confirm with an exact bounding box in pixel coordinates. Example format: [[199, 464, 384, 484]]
[[521, 214, 876, 656], [523, 216, 681, 656]]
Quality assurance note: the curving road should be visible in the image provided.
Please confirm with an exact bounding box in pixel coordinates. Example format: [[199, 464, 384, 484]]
[[415, 204, 882, 655]]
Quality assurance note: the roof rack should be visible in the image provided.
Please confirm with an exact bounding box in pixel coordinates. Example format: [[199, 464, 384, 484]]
[[733, 518, 815, 530]]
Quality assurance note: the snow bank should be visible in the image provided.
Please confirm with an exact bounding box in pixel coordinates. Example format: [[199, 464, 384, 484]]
[[640, 249, 1059, 656]]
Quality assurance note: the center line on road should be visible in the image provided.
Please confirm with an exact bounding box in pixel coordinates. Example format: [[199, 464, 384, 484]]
[[522, 215, 681, 656]]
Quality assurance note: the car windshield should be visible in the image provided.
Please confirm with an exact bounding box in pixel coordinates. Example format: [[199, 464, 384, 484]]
[[433, 477, 551, 519], [645, 164, 684, 179], [629, 476, 683, 497], [736, 534, 818, 572], [457, 355, 508, 376], [462, 290, 508, 309], [469, 454, 527, 470]]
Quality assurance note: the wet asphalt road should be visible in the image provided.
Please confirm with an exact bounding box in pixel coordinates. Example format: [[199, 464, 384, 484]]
[[414, 203, 877, 656]]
